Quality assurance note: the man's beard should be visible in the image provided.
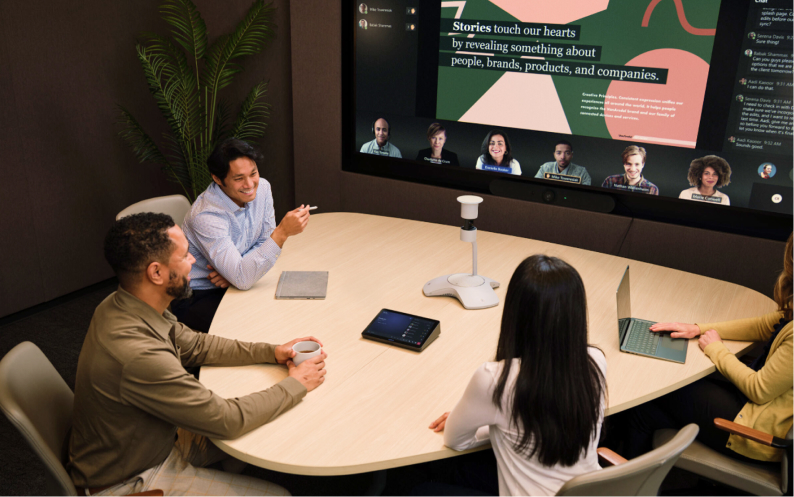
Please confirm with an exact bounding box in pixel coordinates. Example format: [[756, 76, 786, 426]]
[[167, 272, 193, 301]]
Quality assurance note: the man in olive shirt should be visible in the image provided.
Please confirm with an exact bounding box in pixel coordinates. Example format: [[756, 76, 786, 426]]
[[68, 213, 327, 495]]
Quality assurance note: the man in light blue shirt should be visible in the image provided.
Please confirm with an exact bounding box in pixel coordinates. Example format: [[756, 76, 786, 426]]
[[534, 140, 591, 185], [360, 117, 402, 157], [172, 139, 310, 332]]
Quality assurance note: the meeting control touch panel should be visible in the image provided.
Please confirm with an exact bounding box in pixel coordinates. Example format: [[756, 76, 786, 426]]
[[361, 309, 441, 351]]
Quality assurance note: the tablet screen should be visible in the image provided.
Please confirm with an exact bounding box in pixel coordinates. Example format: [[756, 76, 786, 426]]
[[363, 309, 439, 347]]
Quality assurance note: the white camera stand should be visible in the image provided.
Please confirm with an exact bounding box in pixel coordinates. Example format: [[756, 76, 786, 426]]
[[423, 196, 500, 310]]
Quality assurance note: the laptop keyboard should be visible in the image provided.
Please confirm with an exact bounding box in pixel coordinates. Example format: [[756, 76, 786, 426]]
[[624, 320, 659, 355]]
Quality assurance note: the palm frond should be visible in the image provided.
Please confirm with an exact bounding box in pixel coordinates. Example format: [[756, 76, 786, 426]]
[[117, 106, 168, 164], [212, 99, 232, 146], [139, 32, 201, 142], [135, 43, 185, 143], [161, 132, 194, 196], [159, 0, 207, 73], [230, 81, 270, 142], [201, 0, 275, 93]]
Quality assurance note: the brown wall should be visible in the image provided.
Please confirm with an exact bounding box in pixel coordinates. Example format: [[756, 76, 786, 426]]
[[290, 1, 786, 299], [0, 0, 295, 318]]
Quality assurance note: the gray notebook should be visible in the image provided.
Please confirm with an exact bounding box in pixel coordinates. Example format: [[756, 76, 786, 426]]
[[275, 271, 328, 299]]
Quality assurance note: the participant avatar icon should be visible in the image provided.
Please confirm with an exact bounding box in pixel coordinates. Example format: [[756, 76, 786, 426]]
[[359, 3, 368, 14], [736, 95, 744, 102], [745, 49, 753, 57], [406, 7, 417, 14], [359, 19, 367, 29], [759, 163, 776, 179], [728, 136, 736, 143], [406, 23, 416, 31], [740, 78, 747, 85], [748, 32, 756, 40]]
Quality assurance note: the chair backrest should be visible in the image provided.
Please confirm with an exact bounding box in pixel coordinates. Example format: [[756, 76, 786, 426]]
[[116, 194, 192, 227], [558, 424, 699, 496], [0, 342, 77, 496]]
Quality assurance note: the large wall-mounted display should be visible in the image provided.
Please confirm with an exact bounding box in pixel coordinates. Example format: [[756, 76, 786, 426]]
[[344, 0, 792, 238]]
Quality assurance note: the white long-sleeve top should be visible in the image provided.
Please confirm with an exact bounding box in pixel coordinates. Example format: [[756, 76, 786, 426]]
[[444, 348, 607, 496]]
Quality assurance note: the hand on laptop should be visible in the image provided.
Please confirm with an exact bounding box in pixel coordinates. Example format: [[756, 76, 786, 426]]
[[649, 322, 699, 339]]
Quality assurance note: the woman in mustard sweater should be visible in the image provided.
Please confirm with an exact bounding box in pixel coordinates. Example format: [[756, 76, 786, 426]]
[[625, 233, 792, 463]]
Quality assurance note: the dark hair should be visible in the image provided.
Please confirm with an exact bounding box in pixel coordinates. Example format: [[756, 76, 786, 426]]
[[426, 123, 446, 141], [621, 145, 646, 164], [493, 255, 606, 467], [555, 139, 573, 151], [480, 130, 514, 166], [207, 138, 263, 184], [774, 233, 793, 321], [104, 213, 175, 287], [687, 155, 731, 188]]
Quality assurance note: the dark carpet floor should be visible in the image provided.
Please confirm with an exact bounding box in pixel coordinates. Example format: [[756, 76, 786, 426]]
[[0, 280, 752, 496]]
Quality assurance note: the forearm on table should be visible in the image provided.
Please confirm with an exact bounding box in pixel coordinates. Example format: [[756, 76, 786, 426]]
[[697, 312, 783, 342], [127, 376, 306, 440], [206, 237, 281, 290], [178, 327, 278, 367]]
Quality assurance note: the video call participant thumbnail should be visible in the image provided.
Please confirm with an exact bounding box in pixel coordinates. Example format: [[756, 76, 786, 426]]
[[415, 123, 459, 167], [174, 138, 310, 333], [360, 118, 402, 157], [534, 140, 591, 185], [68, 213, 327, 496], [679, 156, 732, 206], [601, 145, 659, 195], [475, 130, 521, 175]]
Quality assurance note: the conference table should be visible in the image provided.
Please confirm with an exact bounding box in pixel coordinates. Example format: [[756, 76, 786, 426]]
[[200, 212, 776, 476]]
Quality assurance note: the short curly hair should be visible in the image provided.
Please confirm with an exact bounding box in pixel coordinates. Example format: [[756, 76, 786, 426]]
[[687, 155, 731, 188], [104, 213, 175, 286]]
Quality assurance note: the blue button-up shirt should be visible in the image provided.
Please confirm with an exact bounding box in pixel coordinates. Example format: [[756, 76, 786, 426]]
[[182, 180, 282, 291]]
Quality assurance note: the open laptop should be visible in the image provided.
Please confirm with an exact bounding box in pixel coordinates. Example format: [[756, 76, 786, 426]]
[[617, 266, 687, 363]]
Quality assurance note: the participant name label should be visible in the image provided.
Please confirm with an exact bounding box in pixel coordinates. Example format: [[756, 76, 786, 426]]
[[691, 193, 723, 203], [544, 172, 582, 184]]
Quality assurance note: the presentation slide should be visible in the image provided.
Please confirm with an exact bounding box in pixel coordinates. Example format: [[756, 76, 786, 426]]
[[436, 0, 721, 149]]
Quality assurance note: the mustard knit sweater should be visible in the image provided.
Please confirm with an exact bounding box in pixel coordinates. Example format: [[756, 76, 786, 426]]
[[698, 311, 792, 462]]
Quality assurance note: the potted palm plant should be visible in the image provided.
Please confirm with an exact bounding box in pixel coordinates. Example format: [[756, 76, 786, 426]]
[[118, 0, 275, 202]]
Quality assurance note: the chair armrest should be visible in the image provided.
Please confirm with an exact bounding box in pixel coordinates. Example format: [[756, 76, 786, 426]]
[[597, 447, 628, 466], [129, 491, 163, 496], [714, 418, 791, 449]]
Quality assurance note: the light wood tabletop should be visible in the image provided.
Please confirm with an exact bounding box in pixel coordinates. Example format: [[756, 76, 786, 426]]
[[199, 212, 776, 475]]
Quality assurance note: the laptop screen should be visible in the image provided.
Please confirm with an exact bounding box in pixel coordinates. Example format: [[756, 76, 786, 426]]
[[616, 266, 632, 343]]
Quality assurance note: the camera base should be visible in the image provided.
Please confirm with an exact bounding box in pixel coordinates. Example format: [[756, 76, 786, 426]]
[[423, 273, 500, 310]]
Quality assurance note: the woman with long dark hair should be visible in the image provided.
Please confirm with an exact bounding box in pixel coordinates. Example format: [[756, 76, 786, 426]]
[[430, 255, 606, 495]]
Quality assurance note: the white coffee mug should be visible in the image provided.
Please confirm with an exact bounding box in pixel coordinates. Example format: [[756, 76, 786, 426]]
[[292, 341, 322, 366]]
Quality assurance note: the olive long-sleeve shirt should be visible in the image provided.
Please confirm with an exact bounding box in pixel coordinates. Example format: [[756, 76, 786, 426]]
[[67, 287, 306, 487]]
